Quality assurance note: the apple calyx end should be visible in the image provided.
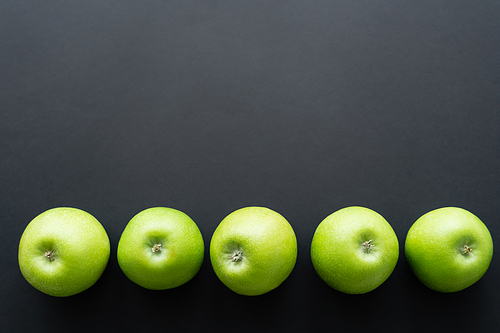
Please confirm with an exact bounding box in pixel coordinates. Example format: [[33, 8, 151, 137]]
[[461, 245, 472, 255], [45, 250, 55, 262], [230, 250, 243, 262], [152, 244, 162, 253], [362, 240, 374, 254]]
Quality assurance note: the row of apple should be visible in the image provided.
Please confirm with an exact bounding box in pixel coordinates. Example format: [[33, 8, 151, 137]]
[[18, 205, 493, 297]]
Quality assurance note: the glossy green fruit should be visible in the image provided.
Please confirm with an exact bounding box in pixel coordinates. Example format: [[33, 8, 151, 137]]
[[311, 206, 399, 294], [117, 207, 204, 290], [405, 207, 493, 292], [210, 206, 297, 296], [18, 207, 110, 297]]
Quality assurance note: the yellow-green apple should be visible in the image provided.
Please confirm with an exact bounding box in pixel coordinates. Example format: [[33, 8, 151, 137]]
[[311, 206, 399, 294], [210, 206, 297, 296], [18, 207, 110, 297], [405, 207, 493, 292], [117, 207, 204, 290]]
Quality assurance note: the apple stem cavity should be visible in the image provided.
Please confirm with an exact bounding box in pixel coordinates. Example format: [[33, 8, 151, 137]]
[[45, 250, 55, 262], [230, 250, 243, 262], [362, 240, 374, 254], [462, 245, 472, 255], [152, 244, 162, 253]]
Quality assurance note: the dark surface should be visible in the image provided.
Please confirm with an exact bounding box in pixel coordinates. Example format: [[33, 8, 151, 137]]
[[1, 1, 500, 332]]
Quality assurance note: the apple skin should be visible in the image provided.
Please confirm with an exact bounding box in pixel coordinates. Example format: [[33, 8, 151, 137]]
[[117, 207, 204, 290], [405, 207, 493, 293], [311, 206, 399, 294], [210, 206, 297, 296], [18, 207, 111, 297]]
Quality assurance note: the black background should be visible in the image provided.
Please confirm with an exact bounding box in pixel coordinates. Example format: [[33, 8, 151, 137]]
[[1, 1, 500, 332]]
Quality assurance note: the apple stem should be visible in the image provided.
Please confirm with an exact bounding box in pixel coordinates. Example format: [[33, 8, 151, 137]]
[[152, 244, 162, 253], [362, 240, 374, 254], [462, 245, 472, 255], [231, 250, 243, 262], [45, 250, 55, 262]]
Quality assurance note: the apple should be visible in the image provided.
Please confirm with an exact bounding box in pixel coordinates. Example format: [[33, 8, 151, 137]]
[[117, 207, 204, 290], [18, 207, 110, 297], [310, 206, 399, 294], [210, 206, 297, 296], [405, 207, 493, 292]]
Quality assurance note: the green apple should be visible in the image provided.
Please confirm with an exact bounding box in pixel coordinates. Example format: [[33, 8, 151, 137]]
[[405, 207, 493, 292], [117, 207, 204, 290], [210, 206, 297, 296], [18, 207, 111, 297], [311, 206, 399, 294]]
